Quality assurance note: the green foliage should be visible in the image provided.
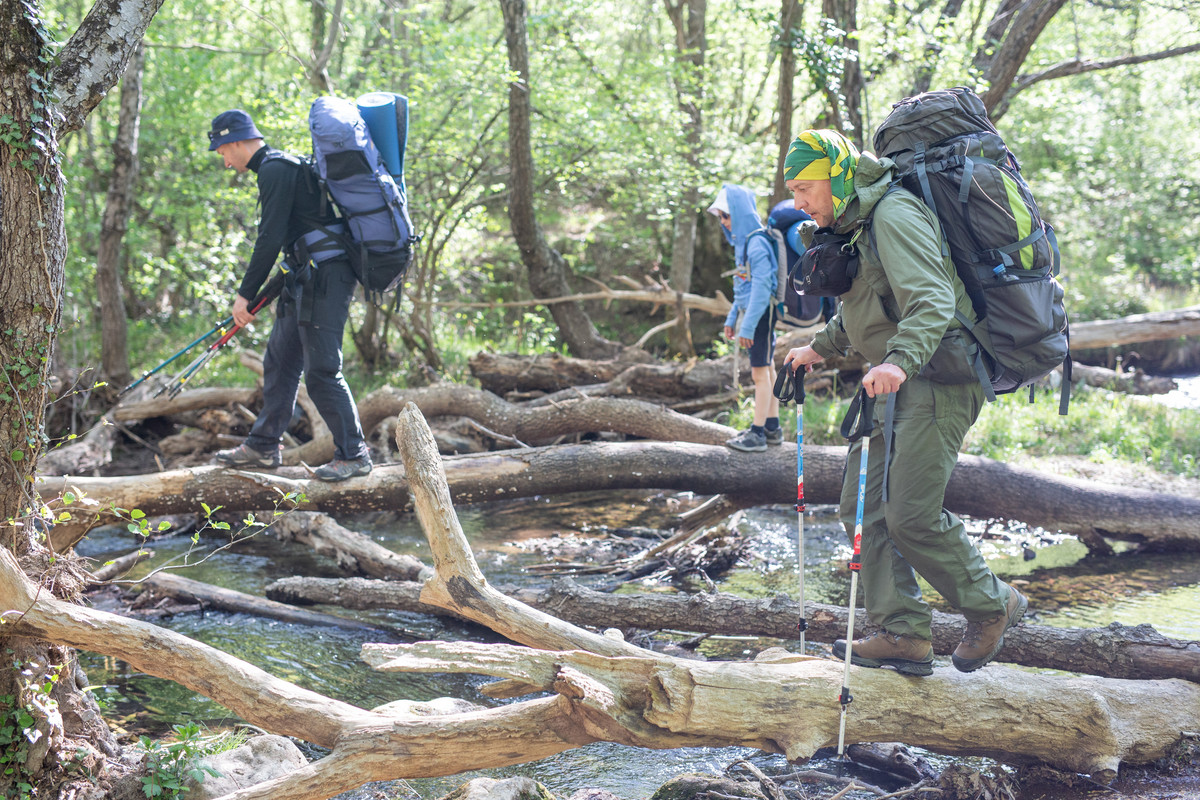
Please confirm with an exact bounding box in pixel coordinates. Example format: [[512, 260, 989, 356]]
[[0, 695, 38, 800], [138, 722, 221, 799], [42, 0, 1200, 386], [0, 662, 63, 800]]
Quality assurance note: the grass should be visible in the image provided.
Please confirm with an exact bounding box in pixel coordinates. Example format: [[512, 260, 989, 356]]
[[729, 381, 1200, 479]]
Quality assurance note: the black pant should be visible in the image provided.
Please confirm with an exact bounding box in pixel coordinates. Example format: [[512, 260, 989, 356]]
[[246, 258, 367, 461]]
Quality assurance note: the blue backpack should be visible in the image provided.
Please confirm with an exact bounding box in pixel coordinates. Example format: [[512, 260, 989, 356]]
[[746, 201, 829, 328], [296, 94, 415, 297]]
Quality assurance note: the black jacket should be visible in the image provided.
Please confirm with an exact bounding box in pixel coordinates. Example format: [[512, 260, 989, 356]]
[[238, 146, 338, 300]]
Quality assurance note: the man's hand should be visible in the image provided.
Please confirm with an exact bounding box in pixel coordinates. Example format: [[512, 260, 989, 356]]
[[784, 345, 825, 372], [862, 362, 907, 397], [737, 336, 753, 349], [231, 294, 256, 328], [723, 325, 735, 340]]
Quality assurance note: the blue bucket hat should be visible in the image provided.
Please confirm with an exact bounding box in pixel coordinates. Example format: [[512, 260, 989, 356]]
[[207, 109, 264, 151]]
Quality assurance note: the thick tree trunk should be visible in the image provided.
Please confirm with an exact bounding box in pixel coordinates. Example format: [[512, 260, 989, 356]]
[[499, 0, 621, 360], [663, 0, 706, 357], [39, 441, 1200, 554], [269, 575, 1200, 683], [822, 0, 863, 144], [771, 0, 802, 207], [976, 0, 1069, 117], [95, 42, 142, 388], [2, 1, 164, 796]]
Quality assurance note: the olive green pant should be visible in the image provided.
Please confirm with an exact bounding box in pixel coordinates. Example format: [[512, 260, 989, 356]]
[[838, 377, 1007, 642]]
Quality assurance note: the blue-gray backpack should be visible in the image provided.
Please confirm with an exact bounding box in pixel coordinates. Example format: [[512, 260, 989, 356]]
[[298, 94, 415, 298], [765, 201, 829, 327], [873, 86, 1071, 413]]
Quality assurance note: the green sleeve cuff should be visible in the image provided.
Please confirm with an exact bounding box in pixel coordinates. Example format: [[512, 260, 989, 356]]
[[884, 351, 916, 379]]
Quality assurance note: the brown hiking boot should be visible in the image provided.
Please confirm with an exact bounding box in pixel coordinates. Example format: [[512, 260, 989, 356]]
[[832, 631, 934, 676], [952, 585, 1029, 673]]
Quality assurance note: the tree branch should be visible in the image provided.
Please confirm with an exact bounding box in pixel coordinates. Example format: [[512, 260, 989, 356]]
[[53, 0, 166, 133]]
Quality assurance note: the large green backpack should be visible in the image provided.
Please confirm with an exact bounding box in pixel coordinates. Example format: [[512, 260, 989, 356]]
[[873, 86, 1071, 413]]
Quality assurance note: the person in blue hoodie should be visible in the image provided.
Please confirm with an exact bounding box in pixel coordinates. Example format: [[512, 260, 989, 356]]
[[711, 183, 781, 452]]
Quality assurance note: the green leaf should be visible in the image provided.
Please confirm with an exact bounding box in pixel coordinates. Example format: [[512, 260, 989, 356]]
[[9, 450, 23, 462]]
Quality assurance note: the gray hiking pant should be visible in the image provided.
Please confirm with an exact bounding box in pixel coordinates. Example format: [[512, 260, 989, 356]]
[[245, 257, 368, 462], [838, 376, 1007, 642]]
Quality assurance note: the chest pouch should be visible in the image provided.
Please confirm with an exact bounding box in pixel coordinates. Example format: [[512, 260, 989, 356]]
[[792, 227, 861, 297]]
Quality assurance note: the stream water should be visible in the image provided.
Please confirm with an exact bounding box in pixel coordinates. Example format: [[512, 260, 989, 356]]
[[75, 466, 1200, 800]]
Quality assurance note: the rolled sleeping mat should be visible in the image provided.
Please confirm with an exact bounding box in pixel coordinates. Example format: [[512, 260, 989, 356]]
[[356, 92, 409, 186]]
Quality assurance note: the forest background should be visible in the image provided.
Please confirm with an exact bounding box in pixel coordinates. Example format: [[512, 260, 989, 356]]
[[1, 0, 1199, 796], [49, 0, 1200, 412]]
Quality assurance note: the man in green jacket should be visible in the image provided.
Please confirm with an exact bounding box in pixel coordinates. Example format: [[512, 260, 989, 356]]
[[782, 129, 1027, 675]]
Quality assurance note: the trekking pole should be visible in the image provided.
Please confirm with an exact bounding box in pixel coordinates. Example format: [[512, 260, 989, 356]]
[[156, 271, 287, 399], [773, 364, 807, 651], [836, 386, 876, 759], [119, 318, 234, 398]]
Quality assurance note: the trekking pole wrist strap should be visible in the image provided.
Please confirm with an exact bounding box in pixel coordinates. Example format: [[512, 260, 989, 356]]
[[840, 386, 876, 441]]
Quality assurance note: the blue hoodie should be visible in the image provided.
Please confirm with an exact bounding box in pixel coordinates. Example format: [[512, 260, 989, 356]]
[[719, 183, 778, 339]]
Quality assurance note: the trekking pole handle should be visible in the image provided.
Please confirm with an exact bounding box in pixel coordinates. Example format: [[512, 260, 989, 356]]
[[772, 364, 806, 405], [839, 385, 876, 442], [211, 270, 288, 349]]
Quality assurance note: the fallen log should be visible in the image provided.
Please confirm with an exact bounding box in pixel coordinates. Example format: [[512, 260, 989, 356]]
[[270, 512, 431, 582], [468, 331, 864, 401], [355, 383, 735, 449], [1069, 362, 1177, 394], [142, 572, 390, 634], [88, 548, 153, 583], [39, 442, 1200, 554], [1069, 305, 1200, 351], [6, 407, 1200, 800], [364, 403, 1200, 781], [110, 387, 261, 424], [468, 350, 655, 396], [266, 576, 1200, 683]]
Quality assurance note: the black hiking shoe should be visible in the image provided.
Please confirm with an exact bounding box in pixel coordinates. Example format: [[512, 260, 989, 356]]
[[726, 429, 768, 453], [832, 631, 935, 677], [952, 584, 1029, 673], [765, 427, 784, 446], [312, 455, 372, 482], [214, 443, 282, 469]]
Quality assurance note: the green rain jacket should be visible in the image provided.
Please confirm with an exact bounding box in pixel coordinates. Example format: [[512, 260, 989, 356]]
[[809, 153, 978, 382]]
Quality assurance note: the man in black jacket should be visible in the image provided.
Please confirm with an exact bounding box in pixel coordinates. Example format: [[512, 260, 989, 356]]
[[207, 109, 371, 482]]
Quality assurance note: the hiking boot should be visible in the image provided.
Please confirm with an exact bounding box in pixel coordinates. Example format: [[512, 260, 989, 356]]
[[952, 584, 1029, 673], [764, 427, 784, 446], [726, 429, 768, 453], [832, 631, 934, 676], [312, 455, 372, 482], [214, 442, 282, 469]]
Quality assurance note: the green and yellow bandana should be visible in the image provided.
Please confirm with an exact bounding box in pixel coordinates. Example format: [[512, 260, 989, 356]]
[[783, 130, 860, 217]]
